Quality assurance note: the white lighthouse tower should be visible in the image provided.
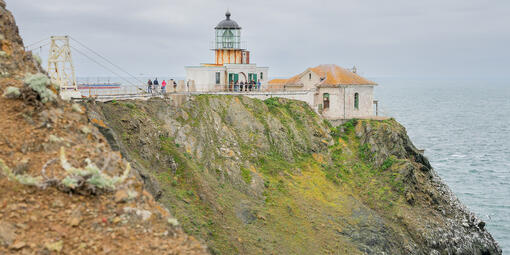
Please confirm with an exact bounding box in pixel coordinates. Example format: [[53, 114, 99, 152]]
[[185, 11, 269, 92]]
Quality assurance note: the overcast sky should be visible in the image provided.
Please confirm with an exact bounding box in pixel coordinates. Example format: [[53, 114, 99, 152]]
[[7, 0, 510, 80]]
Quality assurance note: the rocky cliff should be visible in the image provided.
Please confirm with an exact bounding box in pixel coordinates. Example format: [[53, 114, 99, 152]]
[[87, 96, 502, 254], [0, 0, 42, 77], [0, 2, 206, 254]]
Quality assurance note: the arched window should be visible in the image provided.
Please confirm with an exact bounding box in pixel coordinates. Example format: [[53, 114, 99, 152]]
[[354, 93, 359, 110], [323, 93, 330, 109], [309, 73, 312, 80]]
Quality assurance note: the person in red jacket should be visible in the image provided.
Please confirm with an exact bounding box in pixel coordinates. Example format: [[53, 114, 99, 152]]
[[161, 80, 167, 94]]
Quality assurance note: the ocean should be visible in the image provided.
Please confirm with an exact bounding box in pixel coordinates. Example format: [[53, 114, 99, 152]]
[[374, 78, 510, 253]]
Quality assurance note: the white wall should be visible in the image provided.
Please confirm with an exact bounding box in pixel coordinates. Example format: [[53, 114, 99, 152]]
[[344, 85, 374, 118], [186, 64, 269, 92], [185, 66, 225, 92], [316, 85, 375, 119], [255, 67, 269, 85], [317, 87, 343, 120], [299, 70, 322, 90]]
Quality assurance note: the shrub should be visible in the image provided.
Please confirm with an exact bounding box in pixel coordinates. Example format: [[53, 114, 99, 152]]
[[2, 86, 20, 99], [0, 159, 42, 187], [72, 103, 84, 113], [33, 54, 42, 65], [342, 119, 357, 132], [381, 156, 396, 171], [0, 71, 10, 78], [359, 143, 372, 161], [60, 147, 131, 191], [24, 73, 57, 103], [167, 217, 179, 227], [0, 147, 131, 194], [124, 102, 135, 109], [264, 97, 280, 107]]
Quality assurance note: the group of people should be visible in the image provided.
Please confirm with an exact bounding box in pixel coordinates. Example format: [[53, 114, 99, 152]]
[[147, 78, 177, 94], [229, 80, 261, 92]]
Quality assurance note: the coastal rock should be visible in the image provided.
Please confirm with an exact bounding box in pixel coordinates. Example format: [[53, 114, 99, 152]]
[[90, 96, 501, 254]]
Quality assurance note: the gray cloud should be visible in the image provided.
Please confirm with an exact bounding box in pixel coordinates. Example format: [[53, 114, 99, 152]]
[[7, 0, 510, 80]]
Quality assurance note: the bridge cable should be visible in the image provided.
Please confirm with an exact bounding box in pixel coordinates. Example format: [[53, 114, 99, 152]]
[[24, 38, 50, 50], [70, 45, 138, 87], [68, 36, 144, 84], [26, 42, 50, 52]]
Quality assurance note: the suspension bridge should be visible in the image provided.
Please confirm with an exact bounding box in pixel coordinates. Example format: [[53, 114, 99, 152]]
[[25, 35, 162, 101]]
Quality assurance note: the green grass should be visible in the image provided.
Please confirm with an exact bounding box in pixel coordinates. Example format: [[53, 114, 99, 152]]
[[381, 156, 396, 171], [240, 167, 252, 184], [123, 102, 136, 109], [100, 98, 414, 254]]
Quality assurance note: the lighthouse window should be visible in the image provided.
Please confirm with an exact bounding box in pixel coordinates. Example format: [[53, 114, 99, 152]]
[[222, 30, 234, 48], [354, 93, 359, 110], [215, 72, 221, 84]]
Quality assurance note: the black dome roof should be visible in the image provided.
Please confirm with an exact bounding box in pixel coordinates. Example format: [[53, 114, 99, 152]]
[[215, 11, 241, 29]]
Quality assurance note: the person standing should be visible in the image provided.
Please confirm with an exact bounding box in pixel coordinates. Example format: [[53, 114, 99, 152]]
[[240, 81, 244, 92], [172, 79, 177, 92], [257, 80, 261, 91], [153, 78, 159, 94], [147, 79, 153, 93], [234, 80, 239, 92], [161, 80, 167, 94]]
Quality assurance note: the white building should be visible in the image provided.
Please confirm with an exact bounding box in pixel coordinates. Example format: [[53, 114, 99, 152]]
[[183, 11, 378, 122], [268, 64, 378, 120], [185, 11, 269, 92]]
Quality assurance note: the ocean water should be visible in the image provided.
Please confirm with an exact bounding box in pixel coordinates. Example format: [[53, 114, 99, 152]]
[[374, 78, 510, 252]]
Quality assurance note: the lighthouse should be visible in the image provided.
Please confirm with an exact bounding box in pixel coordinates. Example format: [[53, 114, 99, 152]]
[[213, 11, 249, 65], [185, 11, 269, 92]]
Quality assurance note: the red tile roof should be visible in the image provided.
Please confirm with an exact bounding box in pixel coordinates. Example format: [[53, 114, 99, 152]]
[[268, 64, 377, 87]]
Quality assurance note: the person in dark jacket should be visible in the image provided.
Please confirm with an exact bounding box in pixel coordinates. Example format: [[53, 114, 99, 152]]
[[147, 79, 153, 93], [172, 79, 177, 92], [152, 78, 159, 94]]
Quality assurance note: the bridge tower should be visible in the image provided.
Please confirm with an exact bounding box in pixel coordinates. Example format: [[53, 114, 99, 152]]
[[47, 36, 80, 99]]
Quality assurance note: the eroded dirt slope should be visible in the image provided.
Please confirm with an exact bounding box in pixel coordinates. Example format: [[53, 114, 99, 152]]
[[0, 1, 207, 254]]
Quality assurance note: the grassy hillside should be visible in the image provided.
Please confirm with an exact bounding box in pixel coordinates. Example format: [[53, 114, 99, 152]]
[[88, 95, 500, 254]]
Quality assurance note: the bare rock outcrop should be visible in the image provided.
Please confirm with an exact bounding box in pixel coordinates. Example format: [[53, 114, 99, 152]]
[[0, 0, 43, 78]]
